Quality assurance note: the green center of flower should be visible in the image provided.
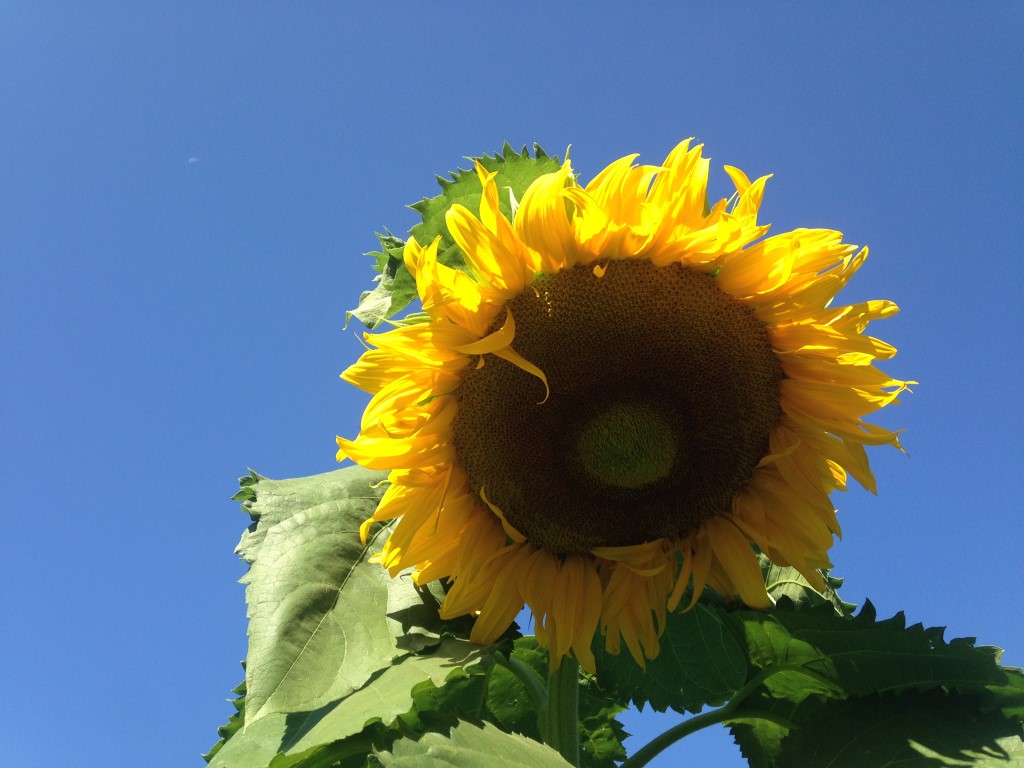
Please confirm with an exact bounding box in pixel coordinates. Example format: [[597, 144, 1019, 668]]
[[453, 259, 783, 554], [576, 403, 678, 489]]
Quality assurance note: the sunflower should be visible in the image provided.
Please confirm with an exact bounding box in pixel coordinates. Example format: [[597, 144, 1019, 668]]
[[337, 140, 910, 671]]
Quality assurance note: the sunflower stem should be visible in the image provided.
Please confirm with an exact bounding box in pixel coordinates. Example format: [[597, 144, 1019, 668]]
[[544, 655, 580, 766]]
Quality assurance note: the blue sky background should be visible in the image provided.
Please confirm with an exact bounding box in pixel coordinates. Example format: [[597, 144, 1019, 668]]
[[3, 3, 1022, 766]]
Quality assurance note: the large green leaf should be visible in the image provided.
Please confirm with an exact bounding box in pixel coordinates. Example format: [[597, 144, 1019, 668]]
[[283, 639, 482, 754], [775, 690, 1024, 767], [730, 601, 1008, 701], [730, 688, 1024, 768], [912, 735, 1024, 767], [204, 677, 246, 763], [724, 601, 1024, 767], [376, 720, 573, 768], [258, 652, 501, 768], [234, 467, 386, 569], [347, 144, 561, 327], [237, 466, 461, 726], [592, 602, 747, 714], [208, 638, 483, 768]]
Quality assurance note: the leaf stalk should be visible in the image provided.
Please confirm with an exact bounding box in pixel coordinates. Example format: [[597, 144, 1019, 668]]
[[620, 662, 813, 768]]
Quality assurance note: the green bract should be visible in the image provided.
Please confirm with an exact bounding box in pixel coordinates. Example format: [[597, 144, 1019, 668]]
[[347, 144, 560, 328]]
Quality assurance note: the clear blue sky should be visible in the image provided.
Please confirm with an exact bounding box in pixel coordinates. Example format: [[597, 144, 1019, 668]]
[[3, 3, 1022, 766]]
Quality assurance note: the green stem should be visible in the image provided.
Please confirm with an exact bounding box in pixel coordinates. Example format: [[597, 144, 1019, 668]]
[[545, 656, 580, 766], [493, 651, 549, 724], [620, 707, 734, 768], [620, 663, 813, 768]]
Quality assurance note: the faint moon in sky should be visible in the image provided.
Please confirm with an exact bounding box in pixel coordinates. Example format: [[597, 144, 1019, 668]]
[[187, 156, 199, 165]]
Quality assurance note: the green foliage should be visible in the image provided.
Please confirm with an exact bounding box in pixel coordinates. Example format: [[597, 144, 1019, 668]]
[[315, 638, 624, 768], [242, 656, 499, 768], [346, 232, 414, 329], [211, 467, 624, 768], [208, 639, 627, 768], [212, 466, 1024, 768], [347, 144, 561, 327], [593, 603, 748, 714], [375, 720, 573, 768], [240, 466, 446, 724], [591, 560, 843, 717], [579, 696, 630, 768], [773, 690, 1024, 768], [492, 638, 627, 768], [726, 601, 1024, 767], [203, 677, 246, 763], [758, 554, 853, 615], [207, 641, 482, 768], [234, 467, 386, 571], [210, 467, 483, 767], [734, 601, 1008, 699], [991, 667, 1024, 720], [587, 558, 1023, 767]]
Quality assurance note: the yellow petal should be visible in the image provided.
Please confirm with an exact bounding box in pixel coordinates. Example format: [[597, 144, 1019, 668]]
[[446, 204, 531, 297], [479, 485, 527, 543], [705, 517, 774, 609], [514, 159, 578, 272], [454, 308, 550, 403]]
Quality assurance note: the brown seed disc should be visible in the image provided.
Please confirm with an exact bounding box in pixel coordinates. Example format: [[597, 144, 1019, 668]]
[[452, 259, 783, 554]]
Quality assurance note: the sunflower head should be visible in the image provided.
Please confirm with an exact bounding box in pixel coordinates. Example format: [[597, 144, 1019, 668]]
[[338, 141, 910, 671]]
